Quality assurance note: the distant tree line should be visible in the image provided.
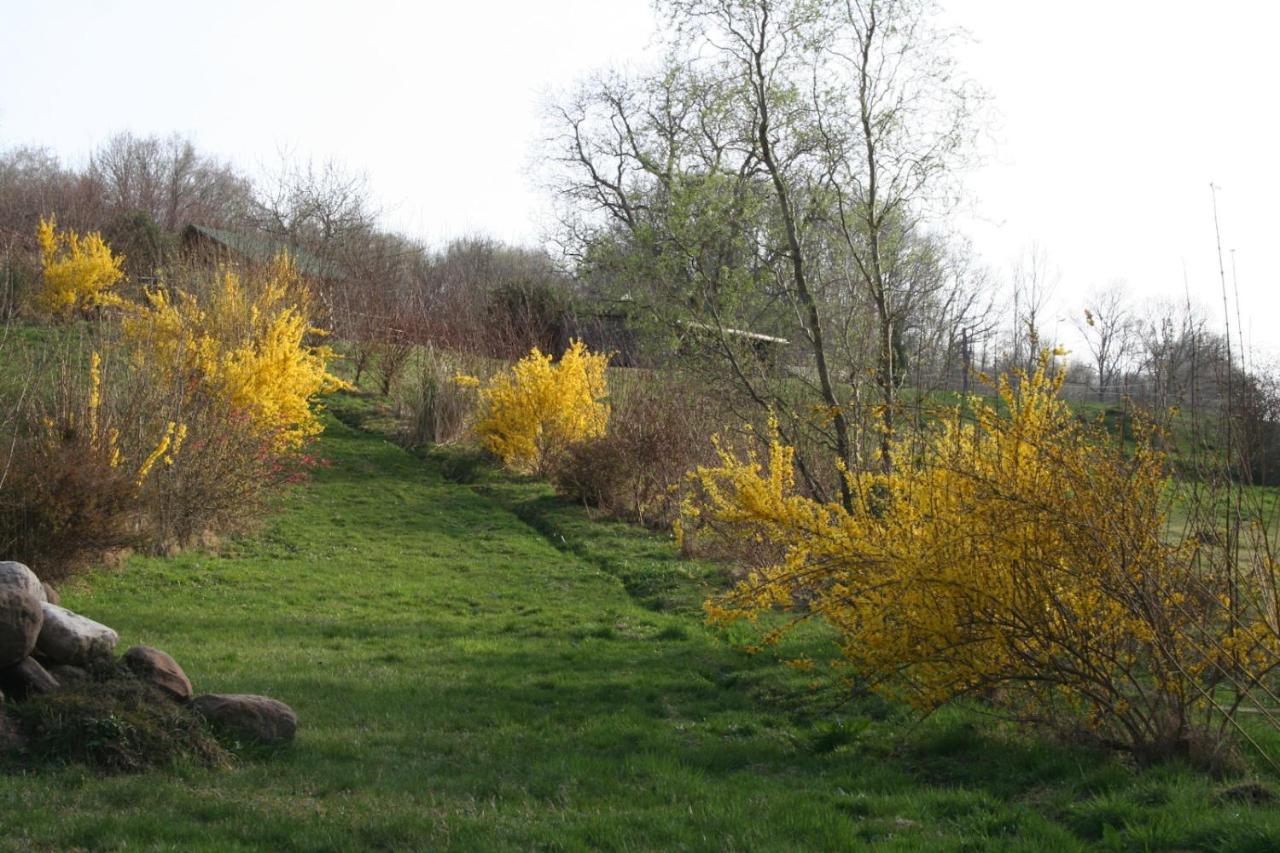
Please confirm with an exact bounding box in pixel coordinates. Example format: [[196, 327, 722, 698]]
[[3, 121, 1276, 485], [0, 133, 582, 365]]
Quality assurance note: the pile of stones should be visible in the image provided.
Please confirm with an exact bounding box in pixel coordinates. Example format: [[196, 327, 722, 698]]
[[0, 560, 297, 748]]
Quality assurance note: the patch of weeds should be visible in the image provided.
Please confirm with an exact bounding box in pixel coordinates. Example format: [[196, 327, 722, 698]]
[[1216, 780, 1276, 805], [571, 623, 617, 641], [1127, 780, 1173, 807], [654, 624, 689, 641], [4, 670, 232, 774], [835, 791, 875, 819], [809, 716, 871, 754], [1063, 792, 1139, 842], [422, 445, 489, 484], [915, 720, 981, 758]]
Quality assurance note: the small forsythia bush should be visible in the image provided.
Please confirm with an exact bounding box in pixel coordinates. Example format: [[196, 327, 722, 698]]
[[686, 353, 1280, 761], [4, 350, 190, 578], [35, 216, 125, 316], [462, 340, 610, 474], [79, 351, 186, 487], [123, 253, 345, 451]]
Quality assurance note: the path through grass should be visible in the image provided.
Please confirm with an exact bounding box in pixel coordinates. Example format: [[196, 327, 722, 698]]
[[1, 406, 1278, 850]]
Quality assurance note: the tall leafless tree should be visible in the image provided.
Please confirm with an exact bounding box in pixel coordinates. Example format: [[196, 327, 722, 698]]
[[1006, 244, 1059, 374], [1077, 282, 1139, 400], [550, 0, 983, 504], [90, 132, 253, 232]]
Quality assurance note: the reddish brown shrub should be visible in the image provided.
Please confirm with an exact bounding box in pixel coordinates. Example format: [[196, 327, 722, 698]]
[[0, 426, 143, 581], [552, 373, 723, 529]]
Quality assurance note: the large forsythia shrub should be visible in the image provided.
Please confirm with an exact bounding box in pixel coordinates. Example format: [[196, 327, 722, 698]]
[[460, 340, 609, 474], [1, 252, 343, 575], [685, 354, 1280, 764], [35, 216, 125, 316], [123, 253, 345, 451]]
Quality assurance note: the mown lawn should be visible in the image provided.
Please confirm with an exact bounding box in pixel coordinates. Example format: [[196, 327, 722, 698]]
[[1, 399, 1278, 850]]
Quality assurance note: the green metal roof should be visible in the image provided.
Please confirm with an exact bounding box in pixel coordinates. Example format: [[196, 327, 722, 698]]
[[184, 224, 342, 279]]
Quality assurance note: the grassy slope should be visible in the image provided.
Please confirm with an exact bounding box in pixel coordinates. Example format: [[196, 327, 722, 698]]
[[0, 398, 1277, 850]]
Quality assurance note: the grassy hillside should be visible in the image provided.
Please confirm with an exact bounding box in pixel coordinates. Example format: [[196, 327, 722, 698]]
[[0, 394, 1277, 849]]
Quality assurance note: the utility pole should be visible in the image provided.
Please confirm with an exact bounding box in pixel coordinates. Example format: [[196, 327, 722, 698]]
[[1211, 182, 1241, 637]]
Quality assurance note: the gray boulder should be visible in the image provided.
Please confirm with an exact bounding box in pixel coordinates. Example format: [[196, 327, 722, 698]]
[[36, 604, 118, 666], [0, 562, 44, 668], [122, 646, 193, 702], [190, 693, 297, 745]]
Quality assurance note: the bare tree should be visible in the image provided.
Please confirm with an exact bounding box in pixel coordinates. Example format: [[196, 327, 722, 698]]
[[550, 0, 982, 503], [1006, 244, 1059, 374], [0, 146, 104, 238], [252, 155, 377, 272], [1077, 282, 1138, 400], [900, 241, 999, 394], [410, 236, 571, 356], [813, 0, 983, 468], [89, 132, 253, 231], [1137, 298, 1215, 412]]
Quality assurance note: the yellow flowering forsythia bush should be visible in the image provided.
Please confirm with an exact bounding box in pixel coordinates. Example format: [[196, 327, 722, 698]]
[[462, 340, 609, 475], [35, 216, 125, 316], [686, 354, 1280, 764], [1, 253, 345, 577], [124, 253, 345, 451]]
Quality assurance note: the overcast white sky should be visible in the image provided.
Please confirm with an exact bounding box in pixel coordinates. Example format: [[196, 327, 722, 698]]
[[2, 0, 1277, 356]]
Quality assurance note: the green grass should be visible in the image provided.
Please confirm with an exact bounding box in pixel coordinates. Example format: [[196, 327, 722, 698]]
[[0, 391, 1276, 850]]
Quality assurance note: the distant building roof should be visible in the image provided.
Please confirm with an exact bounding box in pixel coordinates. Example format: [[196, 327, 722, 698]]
[[182, 224, 340, 279], [681, 320, 790, 345]]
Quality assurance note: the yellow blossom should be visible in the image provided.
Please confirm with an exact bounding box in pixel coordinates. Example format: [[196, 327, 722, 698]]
[[471, 340, 610, 474], [123, 253, 346, 451], [34, 216, 125, 316]]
